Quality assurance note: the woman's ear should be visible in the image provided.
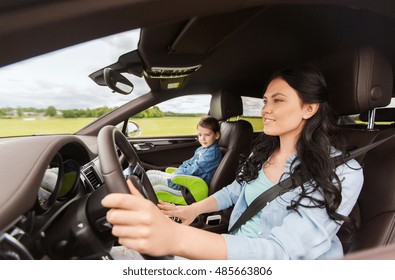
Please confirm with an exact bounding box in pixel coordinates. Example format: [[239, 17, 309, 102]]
[[302, 103, 319, 119]]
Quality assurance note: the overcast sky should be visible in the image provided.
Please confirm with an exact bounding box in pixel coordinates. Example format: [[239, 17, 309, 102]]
[[0, 29, 150, 109]]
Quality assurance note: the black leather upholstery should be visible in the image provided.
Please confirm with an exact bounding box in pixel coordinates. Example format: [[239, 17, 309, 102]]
[[209, 89, 253, 195], [314, 45, 395, 255], [210, 89, 243, 120], [348, 129, 395, 252], [312, 45, 392, 116]]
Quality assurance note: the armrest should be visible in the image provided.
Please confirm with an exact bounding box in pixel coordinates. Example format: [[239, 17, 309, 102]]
[[165, 167, 177, 174], [171, 175, 209, 202]]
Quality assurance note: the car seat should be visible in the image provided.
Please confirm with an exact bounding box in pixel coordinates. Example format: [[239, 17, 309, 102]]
[[155, 89, 253, 205], [312, 45, 395, 255]]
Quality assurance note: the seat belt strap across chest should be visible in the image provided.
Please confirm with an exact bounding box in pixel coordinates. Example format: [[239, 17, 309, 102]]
[[228, 133, 395, 234]]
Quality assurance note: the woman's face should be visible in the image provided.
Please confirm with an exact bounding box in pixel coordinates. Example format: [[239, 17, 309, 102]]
[[261, 78, 316, 139]]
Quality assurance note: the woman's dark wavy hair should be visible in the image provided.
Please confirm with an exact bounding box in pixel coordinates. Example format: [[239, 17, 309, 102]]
[[236, 65, 349, 223]]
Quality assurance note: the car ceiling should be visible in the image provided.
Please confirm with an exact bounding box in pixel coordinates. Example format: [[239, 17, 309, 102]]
[[1, 0, 395, 99], [138, 4, 395, 98]]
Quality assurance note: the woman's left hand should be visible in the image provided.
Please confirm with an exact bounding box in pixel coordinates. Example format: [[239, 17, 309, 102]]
[[158, 201, 198, 225]]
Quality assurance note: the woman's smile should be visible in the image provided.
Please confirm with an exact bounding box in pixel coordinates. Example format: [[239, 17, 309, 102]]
[[263, 117, 275, 125]]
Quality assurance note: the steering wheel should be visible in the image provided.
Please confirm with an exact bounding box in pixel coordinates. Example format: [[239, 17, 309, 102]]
[[97, 125, 158, 204], [97, 126, 173, 260]]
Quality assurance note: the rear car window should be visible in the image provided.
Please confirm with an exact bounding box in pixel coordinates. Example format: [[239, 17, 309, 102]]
[[230, 96, 263, 132], [129, 95, 211, 137]]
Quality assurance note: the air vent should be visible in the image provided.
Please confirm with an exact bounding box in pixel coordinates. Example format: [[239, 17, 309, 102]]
[[144, 65, 201, 79], [81, 164, 102, 190]]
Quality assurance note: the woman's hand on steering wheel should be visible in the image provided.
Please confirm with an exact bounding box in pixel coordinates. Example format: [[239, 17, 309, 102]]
[[101, 179, 181, 257]]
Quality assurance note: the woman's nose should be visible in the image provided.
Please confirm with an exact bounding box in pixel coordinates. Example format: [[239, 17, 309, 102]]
[[261, 104, 271, 116]]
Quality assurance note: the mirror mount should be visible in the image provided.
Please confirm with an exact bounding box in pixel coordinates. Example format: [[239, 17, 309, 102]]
[[103, 68, 134, 95]]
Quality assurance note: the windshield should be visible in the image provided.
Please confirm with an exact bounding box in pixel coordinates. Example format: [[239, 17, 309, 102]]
[[0, 29, 149, 137]]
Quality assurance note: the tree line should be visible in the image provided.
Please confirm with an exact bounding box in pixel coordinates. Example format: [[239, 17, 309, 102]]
[[0, 106, 203, 118]]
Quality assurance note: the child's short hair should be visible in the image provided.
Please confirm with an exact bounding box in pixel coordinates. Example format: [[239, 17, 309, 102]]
[[197, 116, 220, 133]]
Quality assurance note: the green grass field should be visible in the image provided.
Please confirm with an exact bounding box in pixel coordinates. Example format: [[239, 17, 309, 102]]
[[130, 117, 263, 136], [0, 118, 96, 137], [0, 117, 263, 137]]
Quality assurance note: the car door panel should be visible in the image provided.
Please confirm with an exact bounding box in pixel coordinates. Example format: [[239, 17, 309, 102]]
[[128, 136, 200, 170]]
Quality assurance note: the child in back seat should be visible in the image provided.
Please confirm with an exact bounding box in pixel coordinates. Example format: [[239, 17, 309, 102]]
[[146, 115, 222, 191]]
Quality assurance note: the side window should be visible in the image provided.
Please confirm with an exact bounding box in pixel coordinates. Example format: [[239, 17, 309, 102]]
[[342, 97, 395, 126], [229, 96, 263, 132], [129, 95, 211, 137]]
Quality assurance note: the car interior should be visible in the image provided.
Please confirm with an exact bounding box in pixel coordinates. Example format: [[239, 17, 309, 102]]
[[153, 89, 254, 207], [310, 44, 395, 254], [1, 0, 395, 260]]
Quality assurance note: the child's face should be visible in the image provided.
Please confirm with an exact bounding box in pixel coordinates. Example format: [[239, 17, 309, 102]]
[[197, 125, 220, 148]]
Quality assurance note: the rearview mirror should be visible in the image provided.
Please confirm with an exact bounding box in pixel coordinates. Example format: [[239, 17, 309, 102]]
[[103, 68, 134, 95]]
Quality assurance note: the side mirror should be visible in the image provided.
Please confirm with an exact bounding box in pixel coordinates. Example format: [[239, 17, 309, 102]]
[[127, 121, 141, 137], [103, 68, 134, 95]]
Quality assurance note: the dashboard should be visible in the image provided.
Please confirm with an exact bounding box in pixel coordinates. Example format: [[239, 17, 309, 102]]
[[0, 134, 115, 259], [0, 131, 229, 259]]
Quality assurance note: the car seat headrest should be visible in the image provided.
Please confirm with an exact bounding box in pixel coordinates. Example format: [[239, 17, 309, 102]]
[[210, 89, 243, 121], [311, 45, 393, 116]]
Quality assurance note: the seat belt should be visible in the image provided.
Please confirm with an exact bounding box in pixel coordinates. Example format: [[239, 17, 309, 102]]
[[228, 133, 395, 234]]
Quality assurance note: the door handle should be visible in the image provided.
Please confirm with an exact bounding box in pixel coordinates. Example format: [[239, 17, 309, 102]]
[[133, 142, 154, 151]]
